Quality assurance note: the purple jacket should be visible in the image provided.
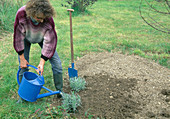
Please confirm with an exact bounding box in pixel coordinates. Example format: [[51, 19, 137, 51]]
[[13, 6, 57, 61]]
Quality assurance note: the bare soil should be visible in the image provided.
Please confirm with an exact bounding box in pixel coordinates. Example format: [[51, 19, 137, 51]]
[[54, 52, 170, 119]]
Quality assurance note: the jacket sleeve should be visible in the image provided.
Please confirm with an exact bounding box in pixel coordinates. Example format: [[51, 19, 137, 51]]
[[41, 18, 57, 60], [13, 11, 26, 55]]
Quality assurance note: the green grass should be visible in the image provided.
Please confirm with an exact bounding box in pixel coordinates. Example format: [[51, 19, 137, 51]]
[[0, 0, 23, 33], [0, 0, 169, 118]]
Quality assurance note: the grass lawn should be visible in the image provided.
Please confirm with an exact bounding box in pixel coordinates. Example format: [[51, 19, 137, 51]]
[[0, 0, 169, 118]]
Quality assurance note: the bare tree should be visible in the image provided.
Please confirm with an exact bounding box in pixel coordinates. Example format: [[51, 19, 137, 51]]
[[139, 0, 170, 34]]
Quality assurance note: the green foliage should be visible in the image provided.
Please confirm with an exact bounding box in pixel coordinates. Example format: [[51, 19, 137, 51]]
[[29, 108, 44, 118], [159, 58, 168, 67], [0, 0, 23, 32], [61, 0, 97, 13], [85, 109, 94, 119], [62, 92, 81, 113], [29, 104, 71, 118], [133, 49, 145, 57], [69, 77, 86, 92]]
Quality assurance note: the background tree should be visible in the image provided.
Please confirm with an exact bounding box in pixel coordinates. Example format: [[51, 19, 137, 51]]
[[139, 0, 170, 34], [62, 0, 97, 13]]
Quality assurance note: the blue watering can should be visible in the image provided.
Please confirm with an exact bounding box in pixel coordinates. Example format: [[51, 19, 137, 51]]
[[17, 65, 61, 102]]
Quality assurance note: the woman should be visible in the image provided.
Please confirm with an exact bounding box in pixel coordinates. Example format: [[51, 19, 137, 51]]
[[13, 0, 63, 102]]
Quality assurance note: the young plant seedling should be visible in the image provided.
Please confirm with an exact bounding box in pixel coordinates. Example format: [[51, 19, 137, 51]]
[[69, 77, 86, 92], [62, 91, 81, 113]]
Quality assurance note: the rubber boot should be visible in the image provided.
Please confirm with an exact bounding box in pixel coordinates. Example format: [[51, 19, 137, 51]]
[[53, 73, 63, 98]]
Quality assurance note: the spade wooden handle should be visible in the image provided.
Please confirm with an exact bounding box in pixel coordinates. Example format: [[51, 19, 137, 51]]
[[67, 9, 74, 12], [67, 9, 74, 63]]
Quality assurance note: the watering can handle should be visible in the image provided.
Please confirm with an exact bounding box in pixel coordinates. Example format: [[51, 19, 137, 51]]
[[17, 65, 39, 85]]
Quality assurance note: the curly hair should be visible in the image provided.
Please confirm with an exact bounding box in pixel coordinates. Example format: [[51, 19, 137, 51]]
[[25, 0, 55, 18]]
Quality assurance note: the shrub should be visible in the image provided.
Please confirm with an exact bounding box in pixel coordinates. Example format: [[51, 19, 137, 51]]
[[69, 77, 86, 92], [61, 0, 97, 13], [62, 92, 81, 113]]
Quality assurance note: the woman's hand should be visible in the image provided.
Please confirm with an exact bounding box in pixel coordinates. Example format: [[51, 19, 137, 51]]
[[36, 58, 45, 75], [19, 54, 29, 68]]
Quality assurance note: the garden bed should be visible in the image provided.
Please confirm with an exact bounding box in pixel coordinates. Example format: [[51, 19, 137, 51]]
[[53, 52, 170, 118]]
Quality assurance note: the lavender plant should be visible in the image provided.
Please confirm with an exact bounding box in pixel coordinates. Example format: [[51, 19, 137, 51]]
[[62, 92, 81, 113], [69, 77, 86, 92]]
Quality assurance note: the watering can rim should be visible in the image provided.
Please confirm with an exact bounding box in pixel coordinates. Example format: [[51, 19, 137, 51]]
[[17, 65, 44, 85], [24, 71, 45, 86]]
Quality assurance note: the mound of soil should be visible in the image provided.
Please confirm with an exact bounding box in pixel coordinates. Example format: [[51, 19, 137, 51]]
[[55, 52, 170, 119]]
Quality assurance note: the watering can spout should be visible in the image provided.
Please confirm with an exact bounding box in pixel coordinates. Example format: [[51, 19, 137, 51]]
[[37, 89, 61, 99]]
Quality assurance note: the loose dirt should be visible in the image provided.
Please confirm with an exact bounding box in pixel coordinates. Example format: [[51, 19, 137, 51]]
[[54, 52, 170, 119]]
